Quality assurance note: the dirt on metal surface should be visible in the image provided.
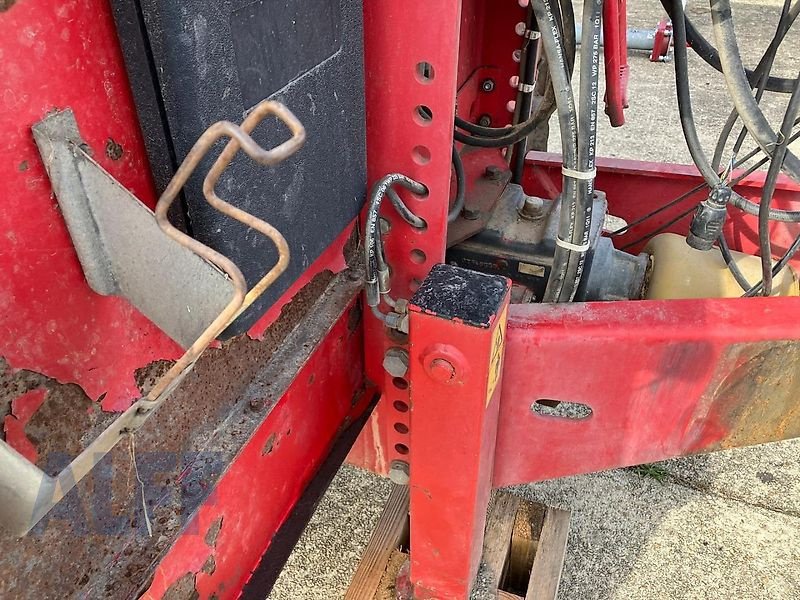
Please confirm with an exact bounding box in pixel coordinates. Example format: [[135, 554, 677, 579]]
[[697, 341, 800, 452], [0, 270, 334, 600]]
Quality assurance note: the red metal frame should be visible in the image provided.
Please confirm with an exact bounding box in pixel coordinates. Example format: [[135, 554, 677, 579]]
[[350, 0, 464, 477], [408, 274, 511, 599], [603, 0, 630, 127], [3, 1, 800, 598], [143, 296, 365, 598]]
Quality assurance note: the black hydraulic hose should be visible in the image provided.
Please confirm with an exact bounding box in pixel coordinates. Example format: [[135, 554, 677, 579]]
[[448, 145, 465, 223], [386, 188, 427, 229], [718, 234, 753, 291], [724, 119, 800, 222], [711, 0, 796, 171], [453, 112, 548, 147], [364, 174, 427, 301], [757, 74, 800, 295], [559, 0, 602, 302], [531, 0, 581, 302], [659, 0, 800, 94], [744, 232, 800, 296], [455, 116, 512, 138], [710, 0, 800, 183], [729, 187, 800, 222], [671, 0, 722, 188]]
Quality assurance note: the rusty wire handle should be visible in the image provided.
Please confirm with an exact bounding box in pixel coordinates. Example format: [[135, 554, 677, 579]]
[[150, 100, 305, 401]]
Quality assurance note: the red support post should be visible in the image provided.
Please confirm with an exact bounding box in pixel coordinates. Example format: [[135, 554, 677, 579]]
[[407, 265, 511, 599], [603, 0, 629, 127]]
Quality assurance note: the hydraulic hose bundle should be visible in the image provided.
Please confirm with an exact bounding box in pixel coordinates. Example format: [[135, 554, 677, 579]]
[[667, 0, 800, 296]]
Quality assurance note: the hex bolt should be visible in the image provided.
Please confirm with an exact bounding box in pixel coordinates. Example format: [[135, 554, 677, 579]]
[[480, 78, 495, 93], [389, 460, 410, 485], [383, 347, 410, 378], [428, 358, 456, 383], [462, 207, 481, 220], [478, 114, 492, 127], [519, 195, 546, 220], [484, 165, 503, 180]]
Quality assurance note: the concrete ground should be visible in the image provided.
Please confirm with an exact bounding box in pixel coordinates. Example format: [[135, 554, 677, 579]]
[[270, 2, 800, 599]]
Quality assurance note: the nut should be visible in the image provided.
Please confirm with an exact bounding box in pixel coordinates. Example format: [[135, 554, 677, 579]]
[[383, 347, 410, 378], [480, 78, 495, 92]]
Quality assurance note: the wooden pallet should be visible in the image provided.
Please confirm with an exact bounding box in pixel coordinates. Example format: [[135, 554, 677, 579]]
[[346, 486, 570, 600]]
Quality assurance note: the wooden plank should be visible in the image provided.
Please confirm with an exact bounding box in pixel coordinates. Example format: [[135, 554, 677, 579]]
[[480, 492, 521, 592], [498, 591, 524, 600], [346, 484, 410, 600], [506, 502, 546, 592], [525, 508, 571, 600]]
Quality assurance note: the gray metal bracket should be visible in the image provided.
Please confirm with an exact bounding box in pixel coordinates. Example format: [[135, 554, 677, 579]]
[[0, 101, 305, 536], [32, 110, 234, 349]]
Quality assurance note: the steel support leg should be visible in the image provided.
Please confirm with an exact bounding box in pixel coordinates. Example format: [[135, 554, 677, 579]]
[[408, 265, 511, 599]]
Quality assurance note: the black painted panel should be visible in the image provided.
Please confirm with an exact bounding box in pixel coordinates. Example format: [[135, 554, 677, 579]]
[[113, 0, 366, 335]]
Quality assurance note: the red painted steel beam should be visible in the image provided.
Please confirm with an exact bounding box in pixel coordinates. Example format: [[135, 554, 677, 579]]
[[143, 277, 366, 599], [523, 151, 800, 259], [494, 295, 800, 487], [490, 153, 800, 488], [351, 0, 464, 476], [408, 265, 511, 600], [603, 0, 629, 127]]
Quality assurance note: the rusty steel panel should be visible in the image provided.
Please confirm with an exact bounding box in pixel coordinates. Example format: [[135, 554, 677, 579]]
[[0, 270, 363, 599]]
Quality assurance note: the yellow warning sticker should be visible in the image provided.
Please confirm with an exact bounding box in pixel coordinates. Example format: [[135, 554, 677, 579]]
[[486, 305, 508, 405]]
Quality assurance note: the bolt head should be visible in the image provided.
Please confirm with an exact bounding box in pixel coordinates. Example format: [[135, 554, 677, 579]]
[[427, 358, 456, 383], [480, 78, 495, 92], [478, 114, 492, 127], [484, 165, 504, 181], [383, 348, 410, 378]]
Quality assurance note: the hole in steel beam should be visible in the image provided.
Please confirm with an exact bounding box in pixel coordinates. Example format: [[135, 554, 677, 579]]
[[414, 105, 433, 126], [409, 249, 426, 264], [394, 422, 409, 434], [393, 400, 409, 413], [395, 443, 410, 455], [392, 377, 409, 390], [531, 399, 593, 420], [415, 61, 435, 83]]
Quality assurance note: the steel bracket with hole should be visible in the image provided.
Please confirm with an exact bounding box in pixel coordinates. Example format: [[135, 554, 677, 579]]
[[0, 101, 305, 536]]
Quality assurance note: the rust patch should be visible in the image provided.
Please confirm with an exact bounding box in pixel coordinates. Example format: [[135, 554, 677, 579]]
[[261, 432, 277, 455], [162, 572, 198, 600], [201, 555, 216, 575], [343, 221, 362, 270], [135, 360, 174, 396], [700, 341, 800, 452], [0, 358, 114, 474], [204, 517, 223, 547], [18, 160, 28, 172], [347, 300, 363, 333], [105, 138, 124, 161], [0, 269, 352, 599]]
